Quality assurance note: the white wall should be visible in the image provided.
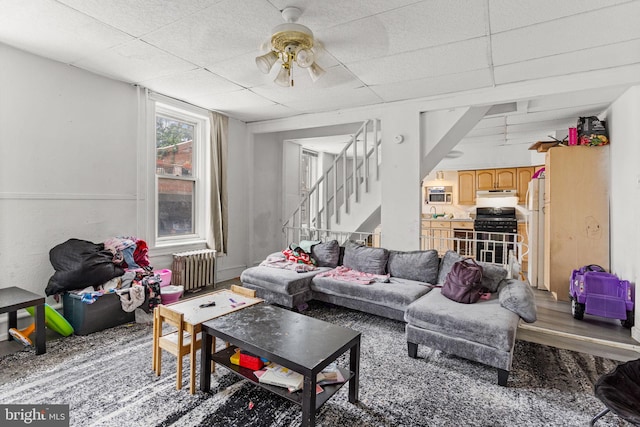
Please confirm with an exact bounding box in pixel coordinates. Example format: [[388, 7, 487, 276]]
[[606, 85, 640, 341], [250, 133, 284, 265], [0, 44, 251, 338], [0, 43, 138, 302]]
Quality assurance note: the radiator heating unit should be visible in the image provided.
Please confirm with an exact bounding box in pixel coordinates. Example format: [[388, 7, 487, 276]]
[[171, 249, 216, 291]]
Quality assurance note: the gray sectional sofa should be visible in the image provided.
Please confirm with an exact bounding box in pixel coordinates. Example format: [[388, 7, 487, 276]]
[[240, 240, 537, 385]]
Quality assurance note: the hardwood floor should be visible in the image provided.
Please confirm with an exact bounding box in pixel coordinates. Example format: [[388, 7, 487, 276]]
[[517, 289, 640, 361]]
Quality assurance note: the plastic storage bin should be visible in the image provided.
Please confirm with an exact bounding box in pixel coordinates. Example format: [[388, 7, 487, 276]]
[[62, 292, 135, 335]]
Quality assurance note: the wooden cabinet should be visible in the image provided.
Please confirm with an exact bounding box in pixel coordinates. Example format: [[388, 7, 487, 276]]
[[543, 146, 609, 301], [421, 220, 452, 255], [516, 166, 535, 204], [457, 170, 476, 205], [475, 168, 517, 190]]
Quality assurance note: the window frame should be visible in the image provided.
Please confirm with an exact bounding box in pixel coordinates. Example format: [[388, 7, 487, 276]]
[[149, 97, 209, 251]]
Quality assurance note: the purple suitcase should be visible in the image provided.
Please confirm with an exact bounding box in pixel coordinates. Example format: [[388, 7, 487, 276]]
[[569, 265, 634, 327]]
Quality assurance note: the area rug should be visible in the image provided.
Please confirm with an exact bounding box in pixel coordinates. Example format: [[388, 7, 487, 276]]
[[0, 302, 626, 427]]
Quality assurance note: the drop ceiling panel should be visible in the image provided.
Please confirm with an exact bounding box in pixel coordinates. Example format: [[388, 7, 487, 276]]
[[141, 68, 244, 100], [188, 88, 290, 121], [371, 68, 494, 102], [56, 0, 221, 37], [267, 0, 420, 30], [492, 2, 640, 65], [488, 0, 629, 33], [319, 0, 487, 64], [75, 39, 197, 83], [348, 37, 490, 86], [495, 38, 640, 85], [0, 0, 133, 64], [141, 0, 280, 68], [285, 86, 382, 114]]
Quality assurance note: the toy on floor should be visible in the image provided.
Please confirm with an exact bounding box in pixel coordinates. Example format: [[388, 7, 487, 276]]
[[569, 265, 635, 328], [8, 303, 74, 347]]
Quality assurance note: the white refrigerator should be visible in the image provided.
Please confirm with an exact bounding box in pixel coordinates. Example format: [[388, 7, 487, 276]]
[[526, 177, 546, 289]]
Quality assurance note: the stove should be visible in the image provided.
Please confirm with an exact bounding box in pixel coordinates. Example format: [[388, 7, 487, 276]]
[[474, 207, 517, 264], [474, 207, 517, 233]]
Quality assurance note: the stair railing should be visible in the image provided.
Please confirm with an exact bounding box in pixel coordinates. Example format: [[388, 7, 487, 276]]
[[283, 119, 381, 240]]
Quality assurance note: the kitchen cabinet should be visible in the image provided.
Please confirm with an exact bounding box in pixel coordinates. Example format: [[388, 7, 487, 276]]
[[476, 168, 517, 190], [421, 220, 452, 255], [516, 167, 535, 204], [457, 170, 476, 205], [543, 146, 609, 302]]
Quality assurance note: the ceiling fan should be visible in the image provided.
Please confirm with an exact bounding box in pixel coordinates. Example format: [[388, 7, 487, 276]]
[[255, 6, 325, 87]]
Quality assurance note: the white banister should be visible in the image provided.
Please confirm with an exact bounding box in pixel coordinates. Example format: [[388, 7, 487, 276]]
[[282, 119, 381, 241]]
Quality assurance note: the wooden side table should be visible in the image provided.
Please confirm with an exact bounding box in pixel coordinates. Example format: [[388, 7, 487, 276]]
[[0, 287, 46, 355]]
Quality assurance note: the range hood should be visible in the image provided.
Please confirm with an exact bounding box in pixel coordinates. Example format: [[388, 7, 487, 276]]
[[476, 189, 517, 198], [475, 189, 518, 208]]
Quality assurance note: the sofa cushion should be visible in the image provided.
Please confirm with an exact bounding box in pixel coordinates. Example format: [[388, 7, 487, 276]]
[[498, 279, 537, 323], [404, 290, 519, 352], [311, 240, 340, 268], [311, 276, 432, 312], [342, 241, 389, 275], [387, 250, 439, 284], [240, 265, 329, 295], [436, 250, 508, 292]]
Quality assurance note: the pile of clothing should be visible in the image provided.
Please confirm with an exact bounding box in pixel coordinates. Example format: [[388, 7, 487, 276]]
[[45, 237, 161, 313]]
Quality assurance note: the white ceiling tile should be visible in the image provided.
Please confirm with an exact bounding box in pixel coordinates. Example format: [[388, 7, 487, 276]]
[[371, 68, 494, 102], [495, 38, 640, 85], [318, 0, 487, 64], [348, 37, 490, 86], [286, 86, 382, 114], [141, 0, 281, 67], [267, 0, 422, 30], [56, 0, 220, 37], [491, 1, 640, 65], [141, 68, 244, 100], [0, 0, 133, 63], [489, 0, 629, 33], [74, 39, 197, 83]]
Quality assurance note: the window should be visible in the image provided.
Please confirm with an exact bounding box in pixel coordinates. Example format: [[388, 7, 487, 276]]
[[154, 101, 208, 245]]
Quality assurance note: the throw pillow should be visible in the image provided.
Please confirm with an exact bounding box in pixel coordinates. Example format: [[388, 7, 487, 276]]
[[436, 250, 507, 292], [498, 279, 537, 323], [342, 240, 389, 275], [387, 250, 439, 284], [310, 240, 340, 268]]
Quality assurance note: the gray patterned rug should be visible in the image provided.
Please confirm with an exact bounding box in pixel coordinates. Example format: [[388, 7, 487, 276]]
[[0, 302, 628, 427]]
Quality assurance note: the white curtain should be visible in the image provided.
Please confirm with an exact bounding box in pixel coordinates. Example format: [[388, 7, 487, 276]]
[[208, 111, 228, 254]]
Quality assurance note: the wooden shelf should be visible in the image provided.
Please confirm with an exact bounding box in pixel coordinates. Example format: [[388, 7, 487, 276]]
[[211, 346, 353, 410]]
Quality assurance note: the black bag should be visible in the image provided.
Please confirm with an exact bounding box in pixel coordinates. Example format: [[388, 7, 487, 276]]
[[577, 116, 609, 146], [441, 258, 484, 304]]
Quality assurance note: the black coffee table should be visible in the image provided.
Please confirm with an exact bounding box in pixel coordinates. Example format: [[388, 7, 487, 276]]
[[200, 304, 361, 427]]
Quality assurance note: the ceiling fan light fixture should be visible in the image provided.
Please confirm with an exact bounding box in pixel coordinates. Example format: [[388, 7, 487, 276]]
[[307, 62, 325, 82], [295, 47, 314, 68], [255, 51, 278, 74], [274, 65, 292, 87], [255, 6, 324, 86]]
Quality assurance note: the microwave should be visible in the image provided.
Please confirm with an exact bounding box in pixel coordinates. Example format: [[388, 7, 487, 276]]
[[426, 186, 453, 204]]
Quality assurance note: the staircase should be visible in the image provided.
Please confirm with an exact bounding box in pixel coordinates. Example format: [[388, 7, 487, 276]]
[[283, 119, 382, 245]]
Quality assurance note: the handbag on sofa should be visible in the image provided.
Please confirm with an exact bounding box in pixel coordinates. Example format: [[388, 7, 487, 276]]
[[441, 258, 484, 304]]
